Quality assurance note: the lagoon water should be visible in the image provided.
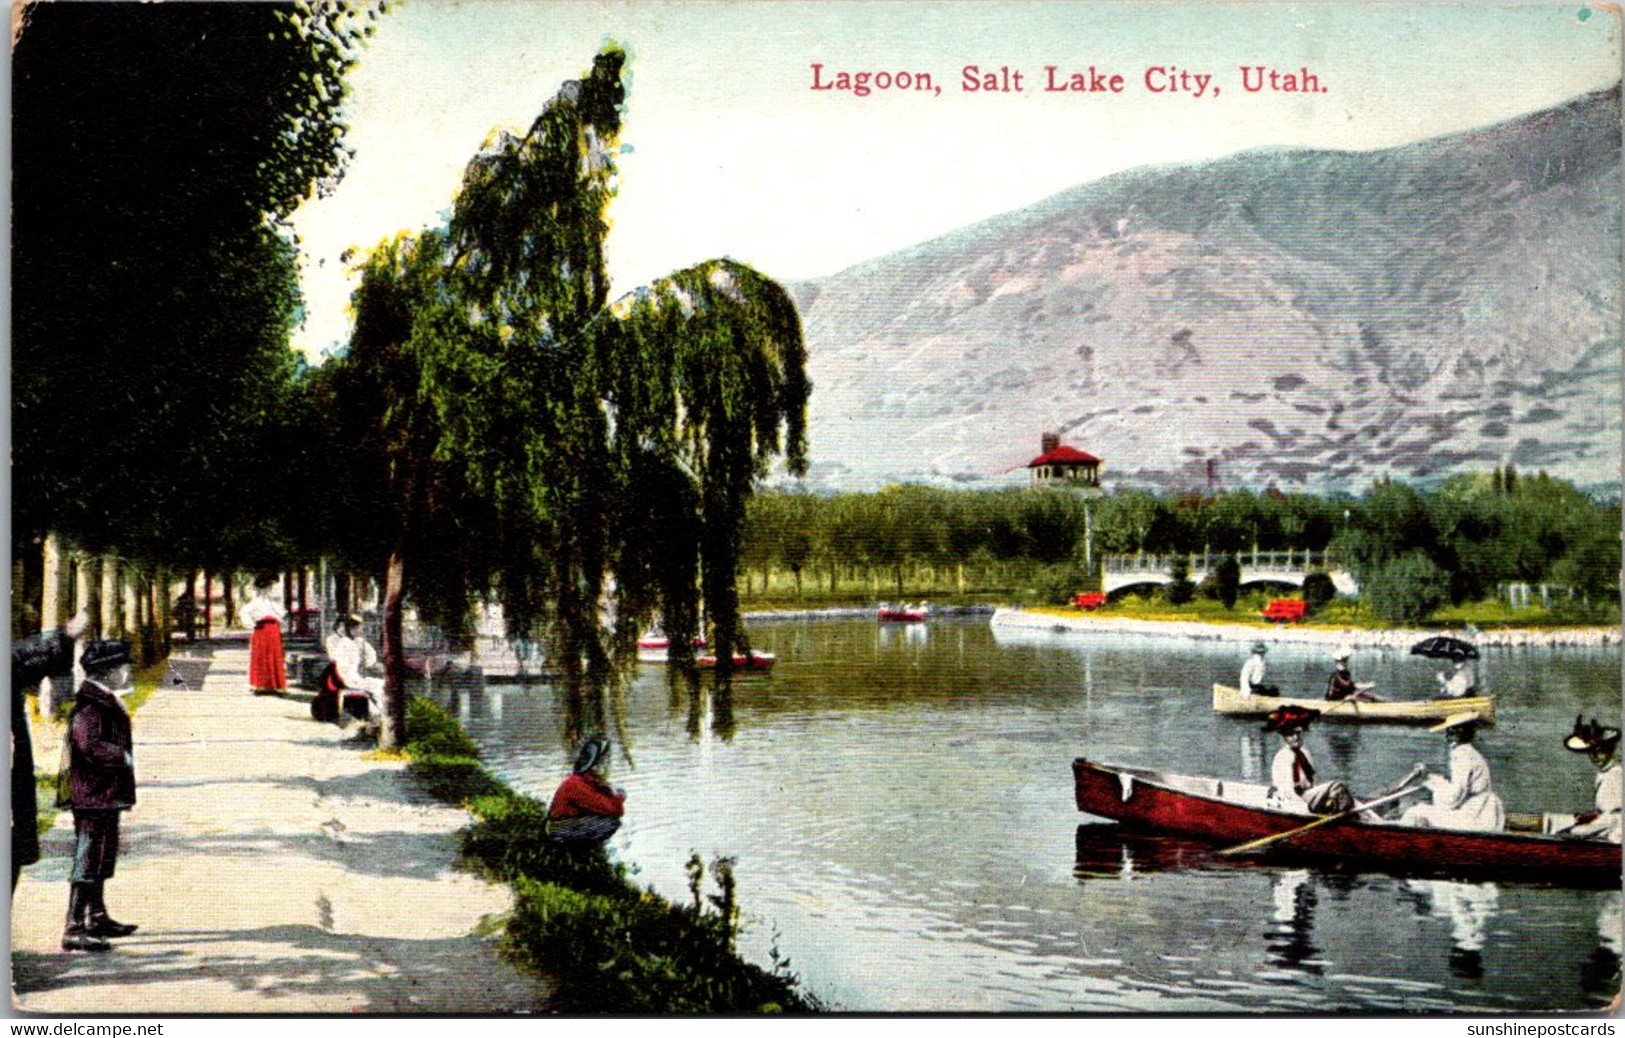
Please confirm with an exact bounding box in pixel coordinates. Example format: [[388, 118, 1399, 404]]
[[439, 618, 1622, 1012]]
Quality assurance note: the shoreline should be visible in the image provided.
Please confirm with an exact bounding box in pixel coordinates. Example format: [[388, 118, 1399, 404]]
[[987, 605, 1622, 650]]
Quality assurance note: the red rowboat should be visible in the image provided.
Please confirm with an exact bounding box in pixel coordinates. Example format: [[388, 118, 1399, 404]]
[[695, 651, 775, 673], [877, 607, 929, 623], [1074, 758, 1621, 885]]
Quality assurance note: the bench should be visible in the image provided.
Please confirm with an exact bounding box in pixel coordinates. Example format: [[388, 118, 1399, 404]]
[[1073, 592, 1107, 611], [1261, 598, 1307, 623]]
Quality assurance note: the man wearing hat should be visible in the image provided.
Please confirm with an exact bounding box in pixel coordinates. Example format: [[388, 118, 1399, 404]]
[[1240, 642, 1279, 698], [60, 639, 141, 952], [1556, 716, 1621, 843], [546, 735, 626, 845], [1263, 705, 1356, 815], [1399, 713, 1505, 832]]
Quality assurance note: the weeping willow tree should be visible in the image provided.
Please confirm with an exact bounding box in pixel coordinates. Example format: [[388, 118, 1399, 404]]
[[342, 46, 808, 746]]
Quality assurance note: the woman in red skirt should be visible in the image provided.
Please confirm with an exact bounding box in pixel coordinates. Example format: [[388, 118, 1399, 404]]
[[241, 576, 286, 695]]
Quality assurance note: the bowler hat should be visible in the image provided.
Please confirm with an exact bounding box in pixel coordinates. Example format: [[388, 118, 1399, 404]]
[[1262, 704, 1319, 734], [80, 639, 133, 674], [1564, 715, 1622, 753]]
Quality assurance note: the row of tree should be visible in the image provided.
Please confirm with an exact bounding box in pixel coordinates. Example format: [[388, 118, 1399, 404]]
[[739, 473, 1622, 613], [13, 8, 812, 748]]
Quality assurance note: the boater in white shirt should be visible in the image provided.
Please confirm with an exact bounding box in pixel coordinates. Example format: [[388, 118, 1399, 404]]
[[1400, 713, 1505, 832], [1240, 642, 1278, 697]]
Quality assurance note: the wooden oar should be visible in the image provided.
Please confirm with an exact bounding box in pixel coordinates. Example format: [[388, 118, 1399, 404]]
[[1215, 784, 1425, 858]]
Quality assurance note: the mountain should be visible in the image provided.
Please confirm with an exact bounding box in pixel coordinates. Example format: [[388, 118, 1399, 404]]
[[789, 84, 1622, 493]]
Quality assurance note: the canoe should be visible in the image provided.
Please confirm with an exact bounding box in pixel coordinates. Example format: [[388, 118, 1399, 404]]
[[1073, 757, 1620, 885], [1212, 683, 1496, 725], [877, 608, 929, 623]]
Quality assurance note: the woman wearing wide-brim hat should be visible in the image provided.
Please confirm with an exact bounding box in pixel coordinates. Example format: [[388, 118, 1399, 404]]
[[1398, 713, 1505, 832], [1555, 715, 1622, 843], [1262, 704, 1355, 815]]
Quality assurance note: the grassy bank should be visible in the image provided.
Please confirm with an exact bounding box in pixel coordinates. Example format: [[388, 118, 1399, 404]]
[[402, 697, 814, 1013], [1031, 592, 1620, 630]]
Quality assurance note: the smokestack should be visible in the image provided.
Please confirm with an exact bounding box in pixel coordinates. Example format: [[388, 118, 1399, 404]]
[[1041, 432, 1060, 454]]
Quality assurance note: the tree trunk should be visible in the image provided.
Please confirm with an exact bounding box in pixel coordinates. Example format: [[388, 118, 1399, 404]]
[[380, 549, 408, 749], [219, 574, 235, 638], [202, 572, 214, 638], [156, 567, 174, 659], [100, 555, 119, 637], [41, 533, 69, 632]]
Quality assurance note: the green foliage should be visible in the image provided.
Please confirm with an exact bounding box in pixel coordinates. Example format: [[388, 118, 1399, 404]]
[[332, 49, 811, 738], [1301, 571, 1337, 611], [403, 696, 810, 1013], [1165, 556, 1196, 605], [1364, 551, 1451, 625], [1212, 555, 1241, 609], [13, 2, 380, 567]]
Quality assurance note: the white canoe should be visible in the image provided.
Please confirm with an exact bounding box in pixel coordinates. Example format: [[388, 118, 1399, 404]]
[[1212, 683, 1496, 725]]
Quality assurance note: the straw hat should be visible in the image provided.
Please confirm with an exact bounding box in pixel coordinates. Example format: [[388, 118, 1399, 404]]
[[1430, 712, 1480, 733], [1332, 644, 1353, 662]]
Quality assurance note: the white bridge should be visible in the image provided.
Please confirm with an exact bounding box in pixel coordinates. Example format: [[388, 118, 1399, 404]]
[[1101, 552, 1359, 596]]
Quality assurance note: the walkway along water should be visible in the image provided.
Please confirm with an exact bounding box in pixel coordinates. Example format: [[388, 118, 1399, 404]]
[[11, 644, 549, 1013]]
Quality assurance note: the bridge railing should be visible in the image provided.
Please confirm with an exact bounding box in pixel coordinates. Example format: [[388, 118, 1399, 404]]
[[1102, 552, 1339, 575]]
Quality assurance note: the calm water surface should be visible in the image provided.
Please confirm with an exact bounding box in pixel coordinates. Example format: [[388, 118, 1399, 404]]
[[439, 619, 1622, 1012]]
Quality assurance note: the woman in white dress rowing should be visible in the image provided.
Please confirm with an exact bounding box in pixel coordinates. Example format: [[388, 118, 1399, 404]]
[[1399, 712, 1505, 832]]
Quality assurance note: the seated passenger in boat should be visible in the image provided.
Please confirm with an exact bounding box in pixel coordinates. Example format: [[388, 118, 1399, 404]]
[[1400, 713, 1505, 831], [1241, 642, 1279, 698], [1556, 716, 1621, 844], [1325, 645, 1379, 703], [1435, 651, 1477, 699], [1263, 705, 1356, 815], [547, 735, 626, 846]]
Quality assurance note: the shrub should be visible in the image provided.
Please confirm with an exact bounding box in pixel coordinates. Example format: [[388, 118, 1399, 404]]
[[1165, 556, 1196, 605], [1302, 572, 1337, 611], [1212, 555, 1241, 609], [1364, 552, 1450, 625]]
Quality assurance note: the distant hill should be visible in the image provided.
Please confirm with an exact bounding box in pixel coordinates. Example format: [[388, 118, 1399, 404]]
[[790, 84, 1622, 493]]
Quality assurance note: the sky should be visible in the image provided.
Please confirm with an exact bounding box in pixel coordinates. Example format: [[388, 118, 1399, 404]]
[[287, 0, 1621, 360]]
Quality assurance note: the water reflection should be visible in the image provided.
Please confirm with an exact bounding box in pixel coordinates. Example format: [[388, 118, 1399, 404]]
[[1583, 891, 1622, 1007], [1265, 870, 1323, 976], [450, 620, 1621, 1012], [1404, 879, 1499, 980]]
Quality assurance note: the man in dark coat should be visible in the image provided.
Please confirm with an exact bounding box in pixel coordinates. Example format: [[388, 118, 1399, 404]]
[[61, 639, 140, 952], [11, 612, 88, 892]]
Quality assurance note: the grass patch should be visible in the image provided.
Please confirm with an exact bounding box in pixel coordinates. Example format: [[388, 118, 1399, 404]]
[[1033, 593, 1619, 631], [403, 696, 813, 1013]]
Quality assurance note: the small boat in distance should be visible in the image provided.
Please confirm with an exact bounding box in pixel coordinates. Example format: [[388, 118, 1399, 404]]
[[1073, 758, 1619, 886], [695, 651, 776, 673], [877, 602, 930, 623], [1212, 683, 1497, 725]]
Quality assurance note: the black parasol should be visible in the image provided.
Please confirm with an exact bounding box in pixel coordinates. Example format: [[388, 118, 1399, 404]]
[[1409, 635, 1479, 660]]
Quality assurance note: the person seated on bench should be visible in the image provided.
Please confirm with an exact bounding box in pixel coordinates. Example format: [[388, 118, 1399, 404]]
[[547, 735, 625, 845], [324, 614, 382, 720], [1240, 642, 1279, 697]]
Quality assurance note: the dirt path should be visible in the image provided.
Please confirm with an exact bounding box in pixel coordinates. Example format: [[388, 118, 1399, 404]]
[[11, 646, 550, 1014]]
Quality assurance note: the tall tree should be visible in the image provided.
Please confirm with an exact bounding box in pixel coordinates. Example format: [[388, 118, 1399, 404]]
[[340, 48, 808, 746], [13, 2, 378, 583]]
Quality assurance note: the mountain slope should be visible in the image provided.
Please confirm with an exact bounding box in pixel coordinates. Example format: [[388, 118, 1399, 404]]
[[792, 84, 1622, 491]]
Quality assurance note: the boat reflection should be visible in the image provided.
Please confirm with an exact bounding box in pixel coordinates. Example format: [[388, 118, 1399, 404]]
[[1403, 879, 1500, 980], [1265, 869, 1324, 975], [1583, 890, 1622, 1007], [1073, 823, 1248, 879]]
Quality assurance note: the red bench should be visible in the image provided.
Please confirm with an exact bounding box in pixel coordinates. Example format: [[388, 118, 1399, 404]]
[[1262, 598, 1307, 623], [1073, 592, 1107, 611]]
